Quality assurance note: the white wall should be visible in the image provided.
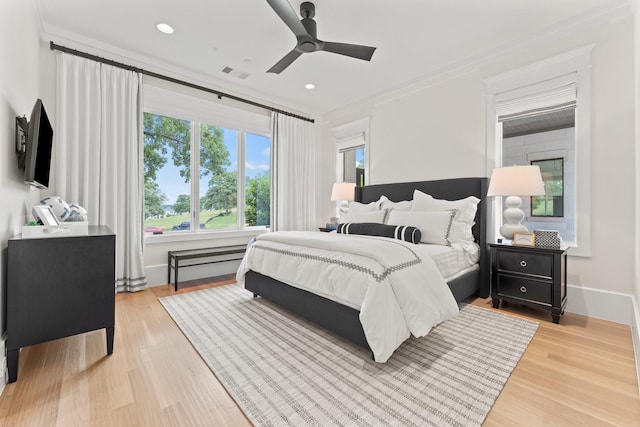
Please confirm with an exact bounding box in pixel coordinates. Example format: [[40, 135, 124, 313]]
[[0, 0, 45, 387], [324, 17, 636, 298]]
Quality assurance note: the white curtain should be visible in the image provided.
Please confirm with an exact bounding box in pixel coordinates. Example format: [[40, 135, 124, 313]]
[[56, 53, 147, 292], [271, 113, 316, 231]]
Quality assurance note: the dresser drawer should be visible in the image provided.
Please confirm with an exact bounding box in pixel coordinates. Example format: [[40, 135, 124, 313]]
[[497, 275, 551, 305], [497, 250, 552, 277]]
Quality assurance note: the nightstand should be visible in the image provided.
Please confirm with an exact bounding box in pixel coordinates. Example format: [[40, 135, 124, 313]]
[[490, 242, 567, 324]]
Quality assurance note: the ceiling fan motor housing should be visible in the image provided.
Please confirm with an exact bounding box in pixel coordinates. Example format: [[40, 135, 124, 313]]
[[300, 2, 315, 18], [299, 2, 318, 52], [299, 18, 318, 52]]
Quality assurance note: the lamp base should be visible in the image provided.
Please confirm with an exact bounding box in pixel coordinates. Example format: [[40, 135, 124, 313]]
[[339, 200, 349, 214], [499, 195, 529, 240]]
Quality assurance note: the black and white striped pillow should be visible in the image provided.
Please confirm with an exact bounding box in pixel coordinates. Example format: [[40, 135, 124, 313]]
[[336, 222, 421, 244]]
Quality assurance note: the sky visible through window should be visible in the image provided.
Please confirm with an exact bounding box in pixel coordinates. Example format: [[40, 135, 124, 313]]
[[156, 129, 269, 205]]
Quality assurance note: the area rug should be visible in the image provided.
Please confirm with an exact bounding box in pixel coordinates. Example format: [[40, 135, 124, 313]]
[[160, 284, 538, 427]]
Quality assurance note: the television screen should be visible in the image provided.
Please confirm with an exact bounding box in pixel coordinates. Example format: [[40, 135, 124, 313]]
[[24, 99, 53, 189]]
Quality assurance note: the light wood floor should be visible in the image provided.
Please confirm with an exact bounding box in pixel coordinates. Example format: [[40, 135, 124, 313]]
[[0, 276, 638, 426]]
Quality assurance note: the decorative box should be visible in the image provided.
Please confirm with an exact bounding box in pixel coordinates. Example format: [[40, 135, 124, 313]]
[[21, 221, 89, 238], [534, 229, 561, 248]]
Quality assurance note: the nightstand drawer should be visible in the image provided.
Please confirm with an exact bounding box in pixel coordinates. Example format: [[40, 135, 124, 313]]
[[497, 251, 552, 277], [497, 275, 551, 305]]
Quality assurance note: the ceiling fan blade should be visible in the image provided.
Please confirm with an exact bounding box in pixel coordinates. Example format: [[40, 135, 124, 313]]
[[267, 49, 303, 74], [266, 0, 308, 38], [321, 42, 376, 61]]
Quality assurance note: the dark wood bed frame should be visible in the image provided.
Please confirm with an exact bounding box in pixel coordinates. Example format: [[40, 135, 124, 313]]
[[245, 177, 490, 350]]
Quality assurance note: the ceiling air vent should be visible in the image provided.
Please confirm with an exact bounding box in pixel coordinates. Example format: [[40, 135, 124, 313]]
[[220, 66, 249, 80]]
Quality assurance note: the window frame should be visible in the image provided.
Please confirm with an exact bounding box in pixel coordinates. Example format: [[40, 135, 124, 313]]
[[333, 118, 370, 179], [484, 45, 592, 256], [142, 83, 272, 241]]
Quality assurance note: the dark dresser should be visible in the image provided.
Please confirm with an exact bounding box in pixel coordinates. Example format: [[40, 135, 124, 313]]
[[7, 225, 115, 382], [490, 242, 567, 323]]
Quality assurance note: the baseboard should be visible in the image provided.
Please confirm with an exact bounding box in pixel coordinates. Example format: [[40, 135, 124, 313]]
[[0, 336, 6, 396], [565, 284, 635, 325], [145, 260, 242, 287], [631, 295, 640, 397]]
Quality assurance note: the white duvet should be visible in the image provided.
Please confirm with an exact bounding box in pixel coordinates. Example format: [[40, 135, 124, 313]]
[[236, 231, 459, 363]]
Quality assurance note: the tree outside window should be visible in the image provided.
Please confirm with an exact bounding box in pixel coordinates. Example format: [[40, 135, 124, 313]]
[[143, 113, 270, 234], [531, 158, 564, 217]]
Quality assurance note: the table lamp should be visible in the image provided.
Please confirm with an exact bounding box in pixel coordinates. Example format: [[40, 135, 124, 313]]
[[331, 182, 356, 214], [487, 165, 545, 240]]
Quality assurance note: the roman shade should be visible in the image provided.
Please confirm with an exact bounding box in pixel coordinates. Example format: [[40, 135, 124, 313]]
[[495, 73, 577, 122]]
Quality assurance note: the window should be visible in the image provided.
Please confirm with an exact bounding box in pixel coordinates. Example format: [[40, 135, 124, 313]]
[[333, 117, 370, 187], [244, 133, 271, 227], [531, 158, 564, 217], [340, 144, 365, 186], [485, 46, 592, 256], [142, 86, 271, 235]]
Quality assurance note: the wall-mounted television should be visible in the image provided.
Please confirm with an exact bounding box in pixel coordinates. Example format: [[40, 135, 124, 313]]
[[21, 99, 54, 189]]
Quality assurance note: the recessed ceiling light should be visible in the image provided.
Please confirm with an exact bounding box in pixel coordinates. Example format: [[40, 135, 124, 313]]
[[156, 23, 174, 34], [305, 83, 315, 90]]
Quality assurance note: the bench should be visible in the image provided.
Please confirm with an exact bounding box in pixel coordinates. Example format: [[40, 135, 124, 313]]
[[167, 245, 247, 291]]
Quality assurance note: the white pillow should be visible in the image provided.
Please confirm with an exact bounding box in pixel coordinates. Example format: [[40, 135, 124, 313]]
[[412, 190, 480, 242], [387, 210, 455, 246], [379, 195, 412, 211], [339, 209, 389, 224], [348, 199, 380, 212]]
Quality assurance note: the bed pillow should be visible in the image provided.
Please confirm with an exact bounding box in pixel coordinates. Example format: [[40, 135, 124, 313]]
[[387, 209, 455, 246], [411, 190, 480, 242], [379, 195, 412, 211], [348, 199, 381, 212], [338, 209, 389, 224], [336, 222, 421, 244]]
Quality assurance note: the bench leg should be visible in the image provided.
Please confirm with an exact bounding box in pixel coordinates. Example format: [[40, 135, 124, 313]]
[[174, 262, 179, 292], [167, 253, 171, 285]]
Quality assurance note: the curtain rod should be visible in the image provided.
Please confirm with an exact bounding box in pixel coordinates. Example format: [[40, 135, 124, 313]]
[[49, 41, 315, 123]]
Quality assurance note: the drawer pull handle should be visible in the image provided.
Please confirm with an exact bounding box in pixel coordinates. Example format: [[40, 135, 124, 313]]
[[520, 286, 527, 293], [520, 260, 527, 267]]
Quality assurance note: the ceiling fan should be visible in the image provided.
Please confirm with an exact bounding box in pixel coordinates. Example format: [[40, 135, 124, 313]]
[[265, 0, 377, 74]]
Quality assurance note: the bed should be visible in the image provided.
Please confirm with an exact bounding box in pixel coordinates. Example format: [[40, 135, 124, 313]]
[[238, 177, 489, 361]]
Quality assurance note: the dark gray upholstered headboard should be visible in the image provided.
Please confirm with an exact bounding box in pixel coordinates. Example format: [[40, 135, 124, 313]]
[[354, 177, 489, 297]]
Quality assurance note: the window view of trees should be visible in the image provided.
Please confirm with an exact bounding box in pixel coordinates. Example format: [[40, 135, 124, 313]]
[[531, 158, 563, 217], [143, 113, 270, 234]]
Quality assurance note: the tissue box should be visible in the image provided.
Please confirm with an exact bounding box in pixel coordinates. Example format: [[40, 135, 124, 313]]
[[534, 229, 561, 248]]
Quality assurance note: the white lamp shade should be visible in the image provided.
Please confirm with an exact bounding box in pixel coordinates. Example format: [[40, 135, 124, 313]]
[[330, 182, 356, 201], [487, 165, 545, 197]]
